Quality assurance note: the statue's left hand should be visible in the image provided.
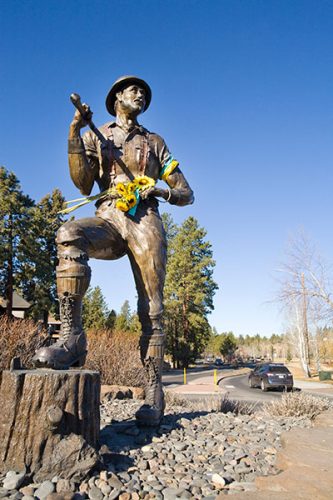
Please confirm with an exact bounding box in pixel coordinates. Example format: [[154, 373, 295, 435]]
[[140, 187, 169, 201]]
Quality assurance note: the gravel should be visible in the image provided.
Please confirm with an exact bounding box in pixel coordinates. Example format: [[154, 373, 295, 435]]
[[34, 480, 55, 499], [0, 397, 312, 500], [3, 472, 26, 491]]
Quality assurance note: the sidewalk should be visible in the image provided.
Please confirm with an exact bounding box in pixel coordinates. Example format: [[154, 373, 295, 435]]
[[222, 409, 333, 500], [294, 378, 333, 397], [165, 375, 224, 395], [165, 369, 249, 396]]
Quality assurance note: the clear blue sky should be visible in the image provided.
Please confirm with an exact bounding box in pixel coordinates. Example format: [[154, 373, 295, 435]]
[[1, 0, 332, 336]]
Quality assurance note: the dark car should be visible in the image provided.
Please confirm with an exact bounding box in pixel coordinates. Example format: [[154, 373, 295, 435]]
[[248, 363, 293, 392], [214, 358, 223, 366]]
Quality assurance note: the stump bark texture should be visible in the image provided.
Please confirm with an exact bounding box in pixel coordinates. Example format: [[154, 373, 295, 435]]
[[0, 369, 100, 476]]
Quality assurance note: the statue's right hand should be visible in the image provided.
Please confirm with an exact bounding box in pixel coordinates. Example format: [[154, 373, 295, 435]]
[[71, 104, 93, 130]]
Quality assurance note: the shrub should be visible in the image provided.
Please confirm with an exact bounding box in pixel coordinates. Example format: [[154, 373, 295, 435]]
[[0, 317, 145, 387], [85, 328, 144, 387], [261, 391, 332, 420], [165, 391, 192, 409], [165, 391, 257, 414], [219, 395, 258, 415], [0, 315, 48, 369]]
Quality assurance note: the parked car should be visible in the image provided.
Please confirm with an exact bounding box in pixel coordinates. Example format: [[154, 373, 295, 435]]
[[248, 363, 293, 392], [214, 358, 223, 366], [195, 358, 205, 365], [163, 361, 171, 371]]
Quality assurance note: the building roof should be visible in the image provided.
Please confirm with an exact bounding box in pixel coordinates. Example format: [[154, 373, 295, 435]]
[[0, 291, 31, 310], [48, 313, 61, 325]]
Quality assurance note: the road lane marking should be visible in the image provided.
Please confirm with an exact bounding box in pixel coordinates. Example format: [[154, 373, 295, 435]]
[[225, 385, 235, 389]]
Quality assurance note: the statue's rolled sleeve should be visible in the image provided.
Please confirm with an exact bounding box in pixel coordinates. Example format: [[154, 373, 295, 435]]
[[68, 137, 85, 154], [67, 131, 99, 196], [166, 168, 194, 206], [82, 130, 99, 159]]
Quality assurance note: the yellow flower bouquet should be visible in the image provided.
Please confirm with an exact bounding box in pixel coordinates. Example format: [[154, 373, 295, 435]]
[[115, 176, 155, 213], [60, 175, 156, 215]]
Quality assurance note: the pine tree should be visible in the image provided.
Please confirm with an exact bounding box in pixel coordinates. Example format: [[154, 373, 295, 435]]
[[128, 312, 142, 334], [82, 286, 110, 330], [206, 327, 223, 356], [161, 212, 178, 243], [114, 300, 132, 331], [163, 215, 218, 367], [0, 167, 34, 315], [219, 332, 237, 361], [105, 309, 117, 330], [113, 300, 142, 333], [18, 189, 66, 323]]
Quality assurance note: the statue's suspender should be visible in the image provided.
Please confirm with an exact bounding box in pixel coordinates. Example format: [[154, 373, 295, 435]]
[[104, 127, 149, 187], [139, 133, 149, 174], [103, 127, 117, 188]]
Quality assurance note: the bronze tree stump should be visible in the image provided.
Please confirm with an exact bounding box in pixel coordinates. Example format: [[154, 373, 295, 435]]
[[0, 368, 100, 479]]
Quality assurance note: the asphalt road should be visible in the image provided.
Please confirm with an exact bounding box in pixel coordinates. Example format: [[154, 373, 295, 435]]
[[219, 372, 333, 402], [163, 365, 333, 403], [219, 373, 285, 402]]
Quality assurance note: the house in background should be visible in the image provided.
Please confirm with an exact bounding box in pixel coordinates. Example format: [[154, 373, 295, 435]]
[[0, 291, 32, 319], [47, 313, 61, 338]]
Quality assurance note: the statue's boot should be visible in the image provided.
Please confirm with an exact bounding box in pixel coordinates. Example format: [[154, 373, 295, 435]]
[[33, 261, 90, 370], [136, 332, 165, 426]]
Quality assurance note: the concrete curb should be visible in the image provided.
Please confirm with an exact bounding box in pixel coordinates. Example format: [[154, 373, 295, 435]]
[[217, 368, 251, 385]]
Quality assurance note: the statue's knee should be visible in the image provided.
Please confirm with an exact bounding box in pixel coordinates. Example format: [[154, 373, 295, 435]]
[[57, 222, 88, 262], [56, 221, 81, 246]]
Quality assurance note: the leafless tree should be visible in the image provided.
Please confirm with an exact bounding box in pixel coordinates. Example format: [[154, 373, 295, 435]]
[[276, 232, 333, 377]]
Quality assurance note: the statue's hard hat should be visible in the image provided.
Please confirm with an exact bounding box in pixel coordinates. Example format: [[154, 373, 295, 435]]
[[105, 75, 152, 116]]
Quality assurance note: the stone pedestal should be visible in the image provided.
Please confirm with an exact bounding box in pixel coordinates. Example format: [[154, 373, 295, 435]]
[[0, 369, 100, 479]]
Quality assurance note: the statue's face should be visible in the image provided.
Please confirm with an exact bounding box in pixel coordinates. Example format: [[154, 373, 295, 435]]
[[116, 85, 146, 115]]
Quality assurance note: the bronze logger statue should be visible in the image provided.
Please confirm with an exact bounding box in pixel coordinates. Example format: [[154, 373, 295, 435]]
[[33, 76, 194, 426]]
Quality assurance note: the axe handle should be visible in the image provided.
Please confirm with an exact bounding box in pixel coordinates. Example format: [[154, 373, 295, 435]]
[[70, 93, 107, 146]]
